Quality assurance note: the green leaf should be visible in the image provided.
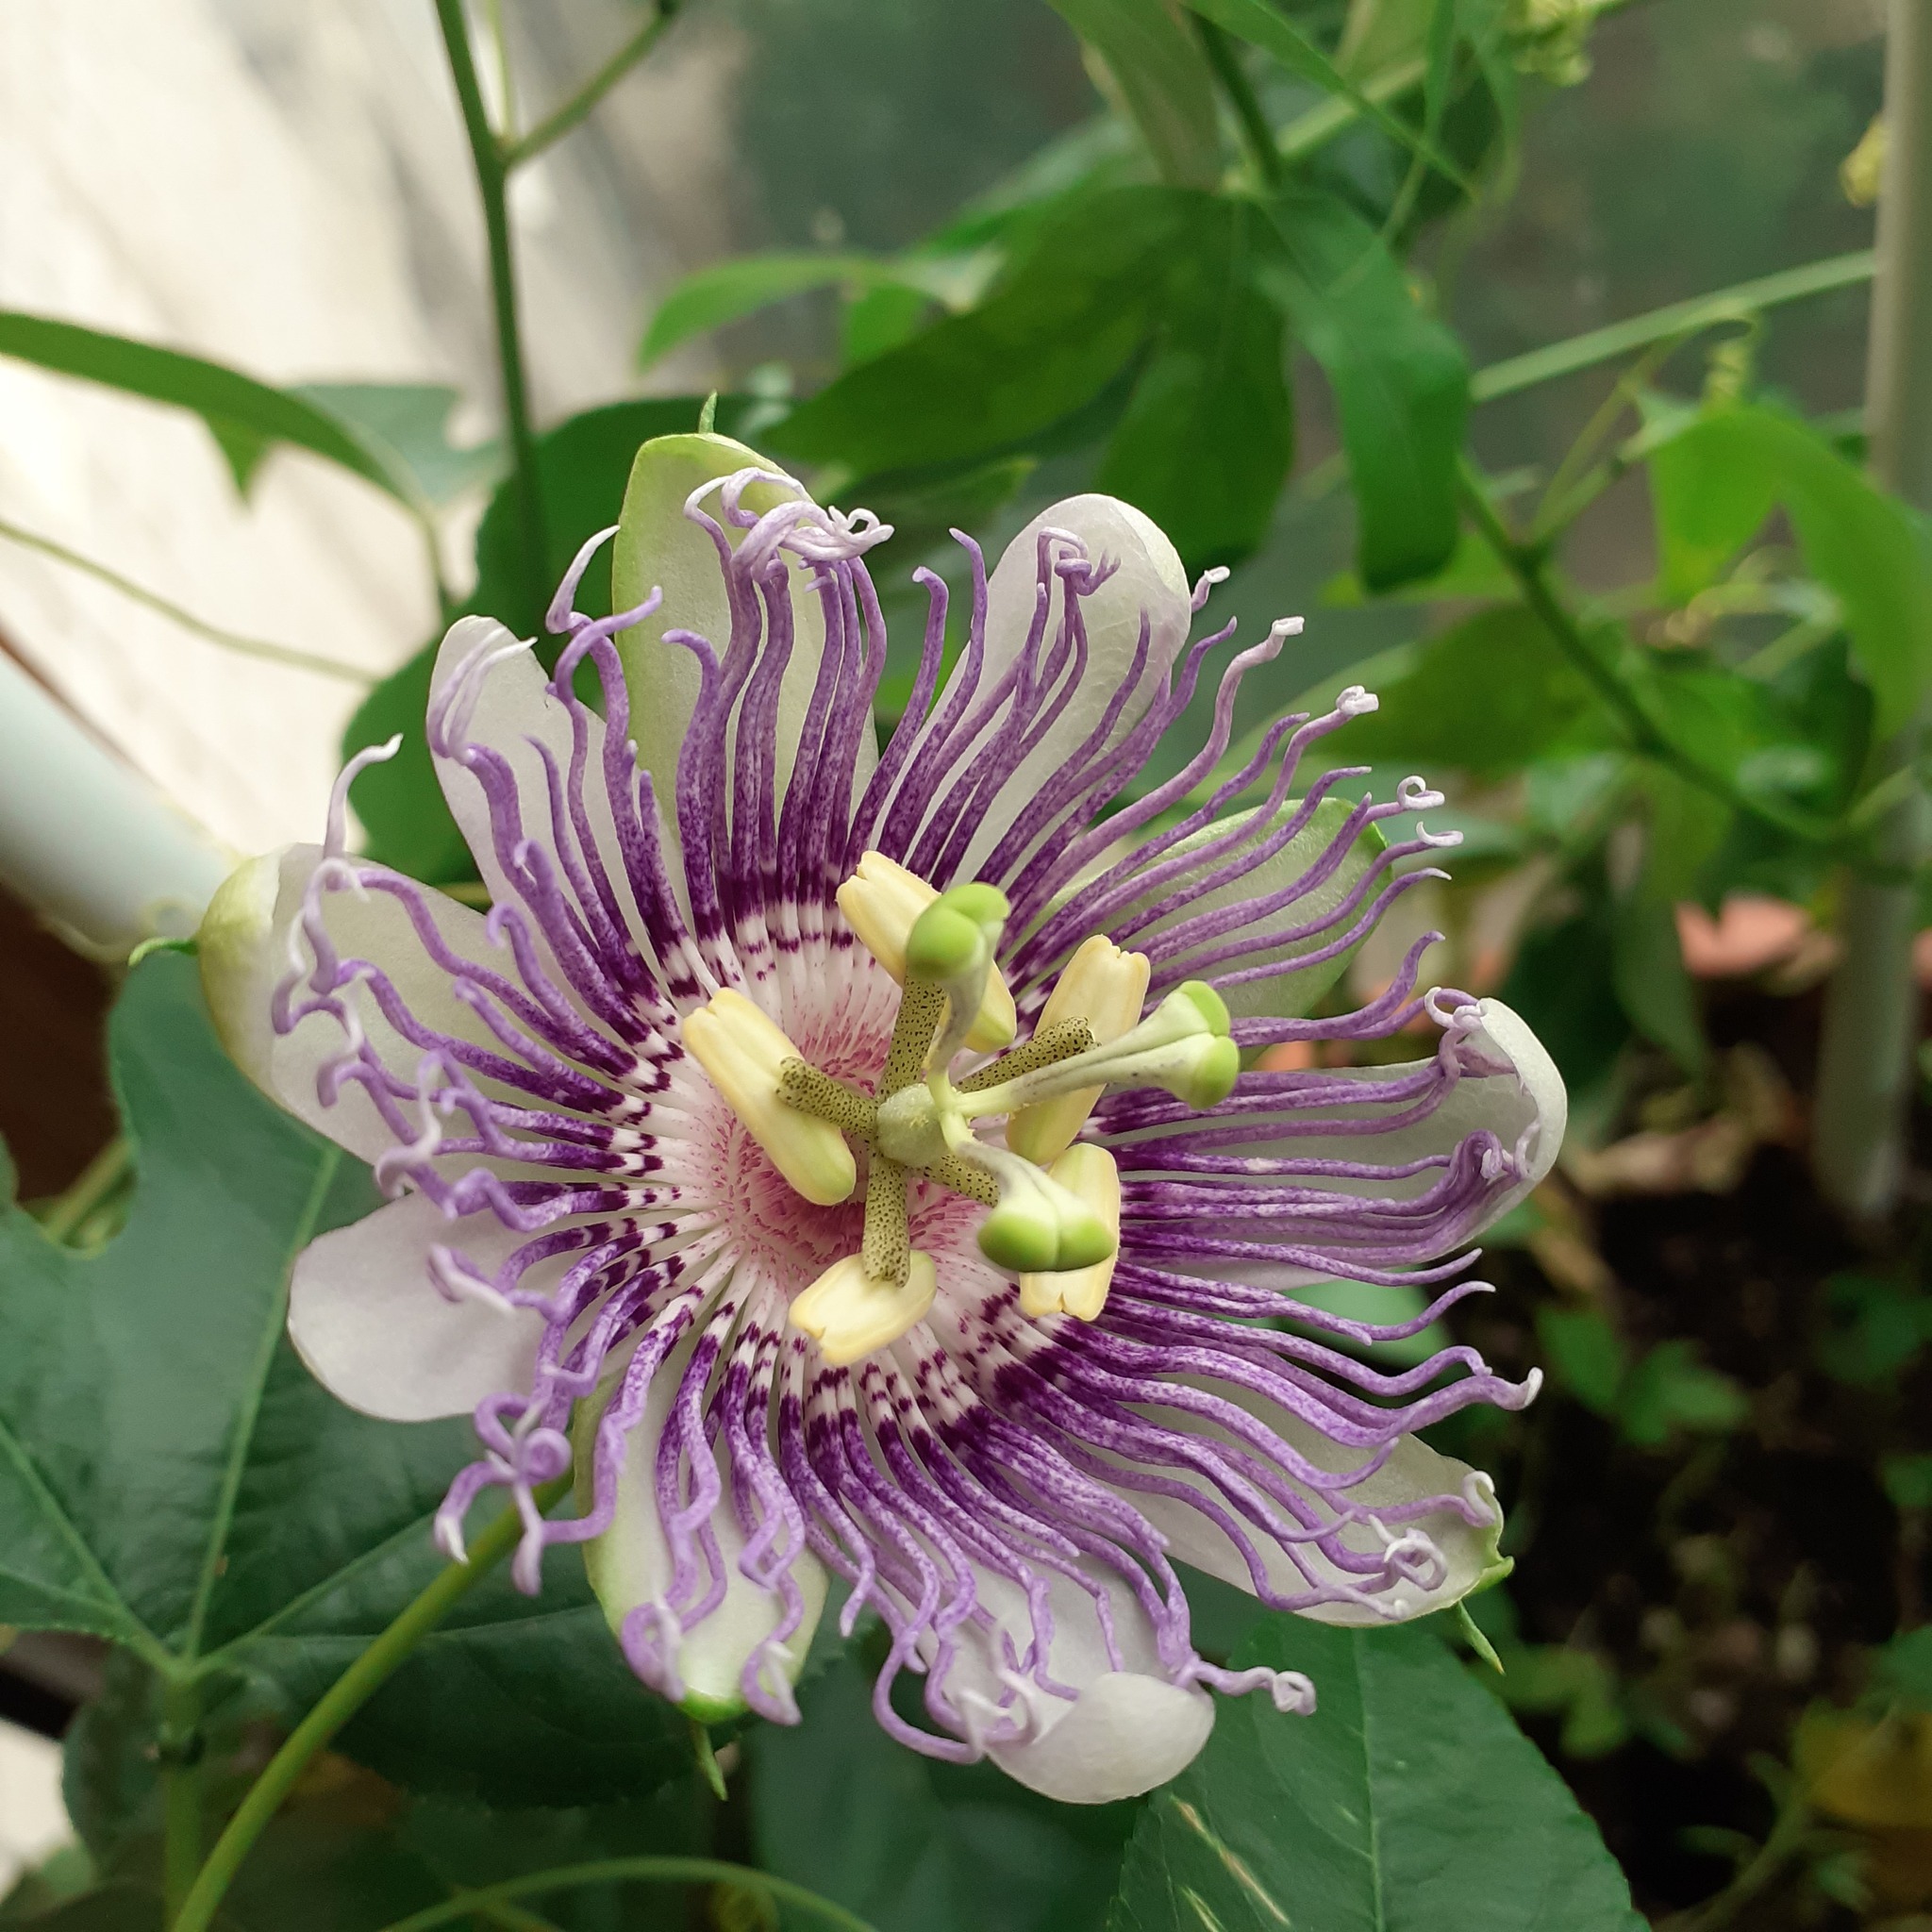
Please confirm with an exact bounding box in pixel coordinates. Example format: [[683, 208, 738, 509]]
[[1499, 892, 1630, 1097], [1875, 1626, 1932, 1709], [0, 1890, 159, 1930], [1046, 0, 1223, 188], [1610, 886, 1705, 1078], [751, 1646, 1141, 1932], [1818, 1273, 1932, 1387], [293, 384, 504, 510], [1107, 1617, 1644, 1932], [842, 282, 943, 368], [400, 1784, 708, 1924], [1340, 604, 1596, 774], [1882, 1452, 1932, 1512], [1534, 1307, 1627, 1417], [765, 187, 1194, 479], [0, 953, 413, 1658], [240, 1552, 690, 1806], [1490, 1643, 1629, 1758], [1616, 1342, 1747, 1447], [0, 311, 404, 501], [1093, 198, 1293, 572], [1257, 192, 1469, 589], [0, 956, 687, 1807], [1647, 404, 1932, 736], [640, 252, 993, 368], [1179, 0, 1473, 188]]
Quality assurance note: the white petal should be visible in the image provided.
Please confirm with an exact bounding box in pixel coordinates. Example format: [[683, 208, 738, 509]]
[[580, 1333, 828, 1721], [990, 1671, 1215, 1804], [288, 1192, 545, 1422], [949, 494, 1191, 877], [1164, 995, 1566, 1246], [1121, 795, 1390, 1020], [1123, 1398, 1508, 1626], [926, 1565, 1212, 1803], [608, 432, 877, 816], [199, 844, 505, 1167], [428, 616, 636, 941]]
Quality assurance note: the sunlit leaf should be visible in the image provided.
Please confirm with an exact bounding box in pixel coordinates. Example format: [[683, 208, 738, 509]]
[[0, 311, 403, 501], [1337, 604, 1596, 772], [294, 383, 504, 509]]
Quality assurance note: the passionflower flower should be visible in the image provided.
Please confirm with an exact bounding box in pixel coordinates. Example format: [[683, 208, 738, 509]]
[[198, 433, 1562, 1805]]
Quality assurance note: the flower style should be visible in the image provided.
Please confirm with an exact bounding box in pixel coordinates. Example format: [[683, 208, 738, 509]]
[[198, 432, 1563, 1806]]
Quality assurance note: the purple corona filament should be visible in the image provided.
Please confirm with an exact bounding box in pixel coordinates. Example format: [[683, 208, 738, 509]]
[[245, 458, 1557, 1796]]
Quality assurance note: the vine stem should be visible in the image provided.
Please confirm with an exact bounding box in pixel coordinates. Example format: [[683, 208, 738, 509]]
[[370, 1857, 877, 1932], [169, 1483, 565, 1932], [1457, 463, 1835, 847], [433, 0, 547, 629], [1192, 15, 1282, 190], [38, 1135, 130, 1243], [0, 515, 373, 685], [1811, 0, 1932, 1226], [159, 1676, 203, 1927], [501, 3, 680, 170]]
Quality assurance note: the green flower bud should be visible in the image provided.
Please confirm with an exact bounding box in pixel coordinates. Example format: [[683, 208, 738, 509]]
[[1171, 978, 1230, 1037], [906, 904, 988, 982], [1052, 1201, 1117, 1271], [1172, 1035, 1241, 1108], [978, 1202, 1061, 1273], [941, 881, 1011, 927]]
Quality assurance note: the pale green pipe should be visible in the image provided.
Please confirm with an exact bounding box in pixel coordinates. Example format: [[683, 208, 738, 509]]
[[0, 649, 229, 955], [1812, 0, 1932, 1223]]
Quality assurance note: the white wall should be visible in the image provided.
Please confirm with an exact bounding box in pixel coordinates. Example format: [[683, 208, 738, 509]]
[[0, 0, 734, 862]]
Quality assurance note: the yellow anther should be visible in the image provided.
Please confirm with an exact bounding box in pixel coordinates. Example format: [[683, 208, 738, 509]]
[[1006, 936, 1150, 1165], [682, 988, 858, 1206], [1018, 1144, 1122, 1323], [836, 851, 1017, 1056], [790, 1251, 939, 1365]]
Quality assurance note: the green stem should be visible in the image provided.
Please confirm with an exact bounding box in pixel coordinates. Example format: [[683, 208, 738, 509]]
[[1470, 252, 1875, 405], [39, 1136, 131, 1243], [434, 0, 547, 630], [0, 515, 374, 685], [371, 1858, 876, 1932], [169, 1483, 564, 1932], [1272, 0, 1652, 172], [1812, 0, 1932, 1227], [501, 3, 680, 170], [1457, 463, 1834, 847], [1275, 57, 1423, 164], [159, 1676, 203, 1928], [1659, 1791, 1811, 1932], [1193, 16, 1282, 189]]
